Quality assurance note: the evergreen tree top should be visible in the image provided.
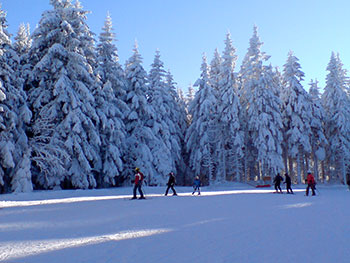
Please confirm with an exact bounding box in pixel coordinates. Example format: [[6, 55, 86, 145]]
[[323, 52, 349, 114], [210, 48, 222, 74], [325, 52, 348, 89], [14, 23, 31, 55], [126, 41, 142, 66], [240, 25, 269, 78], [309, 79, 321, 100], [196, 53, 210, 85], [125, 41, 147, 83], [149, 49, 166, 87], [186, 83, 195, 101], [0, 3, 11, 48], [99, 12, 116, 46], [49, 0, 72, 10], [97, 12, 120, 65], [222, 32, 237, 71], [211, 48, 222, 67], [283, 51, 305, 82]]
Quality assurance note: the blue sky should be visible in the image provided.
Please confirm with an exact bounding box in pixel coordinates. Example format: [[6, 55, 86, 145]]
[[2, 0, 350, 91]]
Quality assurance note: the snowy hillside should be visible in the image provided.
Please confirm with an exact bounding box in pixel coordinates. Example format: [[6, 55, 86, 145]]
[[0, 185, 349, 263]]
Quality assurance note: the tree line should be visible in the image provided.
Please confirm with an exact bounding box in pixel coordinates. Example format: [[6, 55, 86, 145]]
[[0, 0, 348, 193]]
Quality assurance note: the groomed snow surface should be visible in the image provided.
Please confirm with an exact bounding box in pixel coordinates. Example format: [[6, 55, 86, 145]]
[[0, 184, 349, 263]]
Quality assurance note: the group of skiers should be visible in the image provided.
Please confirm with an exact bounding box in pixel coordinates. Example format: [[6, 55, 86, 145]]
[[273, 173, 292, 194], [131, 167, 349, 199], [273, 171, 317, 196], [131, 167, 201, 199]]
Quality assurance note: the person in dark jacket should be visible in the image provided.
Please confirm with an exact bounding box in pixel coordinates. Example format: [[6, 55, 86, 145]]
[[347, 173, 350, 191], [132, 167, 145, 199], [165, 172, 177, 196], [305, 171, 316, 196], [192, 176, 201, 195], [284, 173, 293, 194], [273, 173, 283, 193]]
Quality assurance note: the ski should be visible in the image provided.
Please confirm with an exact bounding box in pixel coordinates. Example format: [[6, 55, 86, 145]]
[[126, 197, 151, 201]]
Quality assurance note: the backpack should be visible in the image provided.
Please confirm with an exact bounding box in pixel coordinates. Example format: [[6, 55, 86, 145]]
[[139, 172, 144, 181]]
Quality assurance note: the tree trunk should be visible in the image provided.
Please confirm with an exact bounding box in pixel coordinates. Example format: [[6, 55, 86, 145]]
[[305, 153, 309, 175], [234, 152, 240, 182], [288, 156, 294, 183], [297, 151, 302, 184], [313, 150, 319, 182], [283, 143, 288, 174], [321, 160, 326, 183], [340, 153, 346, 184]]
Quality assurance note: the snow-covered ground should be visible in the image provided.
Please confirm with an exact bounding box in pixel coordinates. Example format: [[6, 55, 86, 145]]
[[0, 184, 349, 263]]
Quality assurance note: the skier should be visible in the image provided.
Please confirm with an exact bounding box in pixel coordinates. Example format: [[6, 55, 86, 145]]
[[305, 171, 316, 196], [165, 172, 177, 196], [131, 167, 145, 199], [346, 173, 350, 191], [273, 173, 283, 193], [284, 173, 294, 194], [192, 176, 201, 195]]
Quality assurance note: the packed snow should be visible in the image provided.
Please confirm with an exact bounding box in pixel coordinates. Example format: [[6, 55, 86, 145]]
[[0, 184, 349, 263]]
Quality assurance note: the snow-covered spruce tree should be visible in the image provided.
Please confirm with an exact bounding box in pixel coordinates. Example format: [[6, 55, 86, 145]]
[[185, 83, 195, 123], [209, 48, 222, 95], [165, 70, 188, 182], [177, 87, 186, 105], [72, 0, 97, 70], [308, 79, 327, 181], [186, 83, 195, 106], [0, 4, 32, 193], [172, 80, 190, 185], [0, 5, 15, 193], [309, 79, 322, 101], [185, 54, 217, 183], [322, 52, 350, 184], [147, 50, 176, 184], [124, 42, 157, 184], [27, 0, 101, 189], [14, 23, 31, 57], [239, 26, 283, 180], [215, 32, 243, 182], [14, 23, 32, 87], [176, 86, 190, 126], [239, 26, 265, 181], [0, 81, 8, 193], [208, 48, 221, 181], [14, 23, 33, 101], [95, 12, 128, 187], [281, 51, 313, 184]]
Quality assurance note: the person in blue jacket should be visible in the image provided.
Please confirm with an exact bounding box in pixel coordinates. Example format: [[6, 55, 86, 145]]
[[192, 176, 201, 195]]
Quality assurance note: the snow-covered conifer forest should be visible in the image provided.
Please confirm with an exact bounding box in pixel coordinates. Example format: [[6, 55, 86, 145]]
[[1, 0, 350, 193]]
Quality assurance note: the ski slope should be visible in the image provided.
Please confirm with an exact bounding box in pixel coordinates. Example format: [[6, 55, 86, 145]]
[[0, 185, 349, 263]]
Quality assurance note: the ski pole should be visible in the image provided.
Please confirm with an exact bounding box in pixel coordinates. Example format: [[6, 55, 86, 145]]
[[142, 183, 147, 197], [315, 187, 320, 195]]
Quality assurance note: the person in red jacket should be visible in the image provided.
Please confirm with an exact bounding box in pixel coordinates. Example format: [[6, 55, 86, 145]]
[[132, 167, 145, 199], [306, 171, 316, 196]]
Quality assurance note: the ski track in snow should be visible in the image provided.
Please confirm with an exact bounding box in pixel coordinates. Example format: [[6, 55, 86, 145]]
[[0, 188, 304, 208], [0, 229, 171, 261], [0, 186, 349, 263]]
